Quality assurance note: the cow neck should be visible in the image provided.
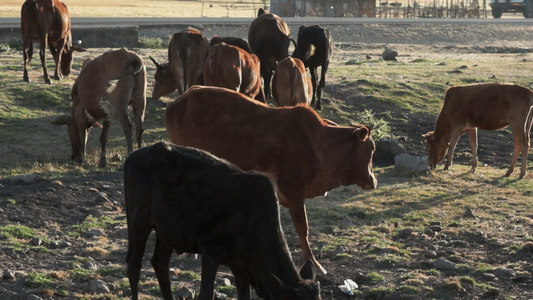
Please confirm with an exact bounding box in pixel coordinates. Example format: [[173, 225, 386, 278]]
[[433, 112, 453, 144], [319, 125, 354, 189], [249, 205, 301, 293]]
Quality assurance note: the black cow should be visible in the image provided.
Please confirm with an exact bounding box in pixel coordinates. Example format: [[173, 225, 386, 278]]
[[248, 8, 295, 100], [124, 142, 321, 300], [292, 25, 334, 110]]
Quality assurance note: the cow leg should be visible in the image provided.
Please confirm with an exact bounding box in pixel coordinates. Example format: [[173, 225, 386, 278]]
[[126, 216, 152, 300], [99, 121, 112, 168], [117, 107, 134, 153], [289, 200, 327, 275], [74, 108, 89, 166], [132, 93, 146, 149], [309, 66, 318, 109], [317, 63, 328, 110], [151, 235, 174, 300], [23, 40, 32, 82], [466, 128, 478, 173], [198, 254, 219, 300], [506, 126, 529, 178], [234, 275, 251, 300], [443, 130, 463, 171], [49, 44, 63, 80], [39, 36, 52, 85]]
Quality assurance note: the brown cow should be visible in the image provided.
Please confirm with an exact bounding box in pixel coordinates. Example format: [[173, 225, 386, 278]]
[[203, 42, 266, 102], [124, 142, 321, 300], [150, 28, 209, 98], [209, 36, 252, 53], [424, 83, 533, 179], [165, 86, 378, 274], [248, 8, 295, 99], [272, 57, 313, 107], [21, 0, 85, 84], [53, 48, 146, 167]]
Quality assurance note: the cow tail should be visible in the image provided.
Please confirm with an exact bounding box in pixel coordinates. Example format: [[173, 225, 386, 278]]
[[526, 93, 533, 137], [179, 43, 189, 92]]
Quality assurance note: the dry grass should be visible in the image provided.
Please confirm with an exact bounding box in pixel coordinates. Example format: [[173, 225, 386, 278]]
[[0, 0, 262, 18]]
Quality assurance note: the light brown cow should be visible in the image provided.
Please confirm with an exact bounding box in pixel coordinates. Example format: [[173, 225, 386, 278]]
[[53, 48, 147, 167], [165, 86, 378, 274], [209, 36, 252, 53], [150, 28, 209, 98], [203, 42, 265, 102], [21, 0, 85, 84], [424, 83, 533, 179], [272, 57, 313, 107]]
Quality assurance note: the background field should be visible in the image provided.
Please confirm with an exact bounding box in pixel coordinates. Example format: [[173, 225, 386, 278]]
[[1, 3, 533, 300]]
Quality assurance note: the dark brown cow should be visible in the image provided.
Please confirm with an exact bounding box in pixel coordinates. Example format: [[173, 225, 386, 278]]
[[21, 0, 85, 84], [248, 8, 295, 99], [150, 28, 209, 98], [424, 83, 533, 179], [53, 49, 146, 167], [165, 86, 378, 274], [124, 142, 321, 300], [209, 36, 252, 53], [292, 25, 334, 110], [203, 42, 265, 102], [272, 57, 312, 107]]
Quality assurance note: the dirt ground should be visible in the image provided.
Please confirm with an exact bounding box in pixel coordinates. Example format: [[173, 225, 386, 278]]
[[1, 20, 533, 300]]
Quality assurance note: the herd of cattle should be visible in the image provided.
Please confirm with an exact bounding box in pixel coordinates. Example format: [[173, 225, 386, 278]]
[[20, 0, 533, 299]]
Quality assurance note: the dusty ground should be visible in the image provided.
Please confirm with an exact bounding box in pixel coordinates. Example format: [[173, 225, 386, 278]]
[[1, 20, 533, 300]]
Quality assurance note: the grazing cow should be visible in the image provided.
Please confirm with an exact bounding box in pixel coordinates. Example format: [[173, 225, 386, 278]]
[[21, 0, 85, 84], [150, 28, 209, 98], [124, 142, 321, 300], [53, 48, 146, 167], [203, 42, 266, 102], [209, 36, 252, 53], [272, 57, 313, 107], [292, 25, 334, 110], [424, 83, 533, 179], [165, 86, 378, 274], [248, 8, 295, 99]]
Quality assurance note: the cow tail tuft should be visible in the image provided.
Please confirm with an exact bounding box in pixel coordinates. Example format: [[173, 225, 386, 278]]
[[304, 44, 316, 60]]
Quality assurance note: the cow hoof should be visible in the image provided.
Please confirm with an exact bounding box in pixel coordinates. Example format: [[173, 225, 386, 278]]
[[45, 79, 53, 85], [23, 78, 31, 83]]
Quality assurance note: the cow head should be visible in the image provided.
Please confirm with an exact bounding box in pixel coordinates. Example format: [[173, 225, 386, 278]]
[[265, 260, 321, 300], [345, 125, 377, 190], [60, 40, 86, 77], [423, 131, 448, 169], [52, 112, 101, 166], [150, 56, 176, 99]]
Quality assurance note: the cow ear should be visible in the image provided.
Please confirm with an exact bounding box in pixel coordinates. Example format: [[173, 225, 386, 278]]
[[354, 126, 370, 141], [299, 260, 317, 281], [257, 7, 266, 16], [149, 56, 162, 70], [51, 115, 72, 125], [422, 132, 435, 142]]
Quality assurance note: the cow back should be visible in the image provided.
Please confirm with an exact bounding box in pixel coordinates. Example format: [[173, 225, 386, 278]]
[[272, 57, 313, 107], [294, 25, 333, 67]]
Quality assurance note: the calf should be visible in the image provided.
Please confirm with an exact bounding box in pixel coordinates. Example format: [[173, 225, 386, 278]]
[[248, 8, 295, 99], [272, 57, 313, 107], [165, 86, 377, 274], [124, 142, 321, 300], [21, 0, 85, 84], [292, 25, 334, 110], [209, 36, 252, 53], [150, 28, 209, 98], [424, 83, 533, 179], [203, 42, 265, 102], [53, 48, 146, 167]]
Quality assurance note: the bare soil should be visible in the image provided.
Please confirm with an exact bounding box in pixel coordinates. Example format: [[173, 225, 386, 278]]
[[1, 21, 533, 300]]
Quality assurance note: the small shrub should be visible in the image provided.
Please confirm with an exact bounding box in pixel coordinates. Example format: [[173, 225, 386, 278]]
[[25, 272, 54, 288], [352, 109, 392, 141]]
